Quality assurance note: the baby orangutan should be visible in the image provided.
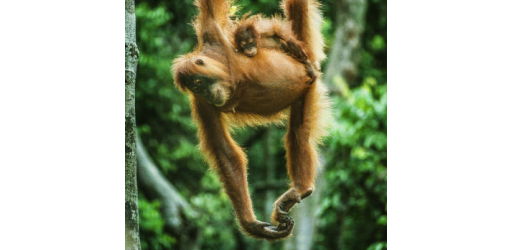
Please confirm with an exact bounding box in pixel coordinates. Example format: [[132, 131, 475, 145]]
[[234, 17, 317, 84]]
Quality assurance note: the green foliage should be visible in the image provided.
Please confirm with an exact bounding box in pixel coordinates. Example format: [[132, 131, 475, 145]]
[[315, 80, 387, 250], [360, 0, 387, 86], [135, 0, 203, 188], [139, 197, 177, 250], [190, 173, 238, 250]]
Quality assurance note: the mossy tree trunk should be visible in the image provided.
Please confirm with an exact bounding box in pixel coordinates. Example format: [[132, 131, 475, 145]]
[[125, 0, 140, 249]]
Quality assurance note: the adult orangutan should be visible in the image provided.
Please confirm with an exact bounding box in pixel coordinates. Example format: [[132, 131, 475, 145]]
[[172, 0, 330, 239]]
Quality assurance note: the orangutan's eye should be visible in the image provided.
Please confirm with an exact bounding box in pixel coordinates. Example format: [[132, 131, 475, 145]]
[[194, 79, 202, 84]]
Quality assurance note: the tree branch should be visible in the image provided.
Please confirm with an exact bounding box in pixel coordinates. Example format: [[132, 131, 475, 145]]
[[136, 133, 200, 249]]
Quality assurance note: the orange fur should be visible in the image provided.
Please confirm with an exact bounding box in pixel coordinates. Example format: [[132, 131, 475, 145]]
[[171, 0, 331, 240]]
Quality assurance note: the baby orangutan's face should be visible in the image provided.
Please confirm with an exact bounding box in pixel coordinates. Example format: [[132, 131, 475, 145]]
[[237, 28, 257, 57]]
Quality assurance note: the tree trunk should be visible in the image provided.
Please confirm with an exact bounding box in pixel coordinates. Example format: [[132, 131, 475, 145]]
[[262, 128, 276, 250], [125, 0, 140, 249], [136, 134, 201, 250], [283, 161, 323, 250], [323, 0, 367, 90]]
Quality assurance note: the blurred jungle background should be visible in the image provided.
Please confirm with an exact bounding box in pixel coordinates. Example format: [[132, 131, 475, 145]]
[[133, 0, 386, 249]]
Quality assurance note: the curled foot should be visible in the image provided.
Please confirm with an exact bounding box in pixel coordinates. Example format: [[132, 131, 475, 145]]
[[282, 40, 317, 84], [242, 219, 294, 240], [271, 188, 314, 227]]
